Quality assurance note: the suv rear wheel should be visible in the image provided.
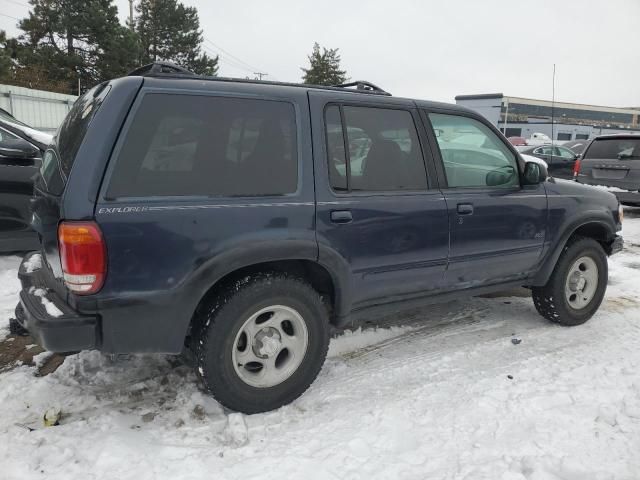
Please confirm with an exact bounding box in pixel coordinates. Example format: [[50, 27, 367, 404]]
[[532, 237, 608, 326], [194, 273, 330, 413]]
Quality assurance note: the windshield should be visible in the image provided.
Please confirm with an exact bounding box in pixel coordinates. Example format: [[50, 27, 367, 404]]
[[0, 108, 28, 127], [584, 138, 640, 160]]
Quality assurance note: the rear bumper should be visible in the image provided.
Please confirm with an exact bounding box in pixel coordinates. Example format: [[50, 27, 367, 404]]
[[15, 251, 98, 353], [614, 191, 640, 207], [577, 176, 639, 195]]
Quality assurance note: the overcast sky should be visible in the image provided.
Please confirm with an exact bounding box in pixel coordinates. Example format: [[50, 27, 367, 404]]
[[2, 0, 639, 107]]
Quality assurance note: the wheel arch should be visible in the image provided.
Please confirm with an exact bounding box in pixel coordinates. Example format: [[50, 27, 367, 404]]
[[532, 217, 616, 286], [187, 258, 347, 341]]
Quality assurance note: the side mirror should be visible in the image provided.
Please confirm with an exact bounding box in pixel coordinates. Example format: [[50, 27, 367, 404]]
[[0, 137, 39, 159], [486, 165, 516, 186], [522, 160, 548, 184]]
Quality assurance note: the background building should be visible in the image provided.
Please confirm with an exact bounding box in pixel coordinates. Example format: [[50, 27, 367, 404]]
[[0, 84, 77, 133], [455, 93, 640, 141]]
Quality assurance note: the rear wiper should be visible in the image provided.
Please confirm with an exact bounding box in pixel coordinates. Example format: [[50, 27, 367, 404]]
[[617, 153, 640, 160]]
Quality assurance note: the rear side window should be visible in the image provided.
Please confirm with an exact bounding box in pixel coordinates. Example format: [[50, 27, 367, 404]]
[[584, 138, 640, 160], [107, 94, 297, 198], [57, 84, 111, 177], [324, 105, 428, 192]]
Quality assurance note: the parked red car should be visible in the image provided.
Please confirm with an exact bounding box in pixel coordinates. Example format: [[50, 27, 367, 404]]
[[508, 136, 528, 146]]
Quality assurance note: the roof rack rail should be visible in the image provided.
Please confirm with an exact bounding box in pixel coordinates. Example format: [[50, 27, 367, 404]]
[[128, 62, 197, 77], [333, 80, 391, 96]]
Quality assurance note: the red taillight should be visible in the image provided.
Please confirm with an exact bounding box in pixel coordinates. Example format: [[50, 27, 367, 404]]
[[58, 221, 106, 294], [573, 158, 582, 179]]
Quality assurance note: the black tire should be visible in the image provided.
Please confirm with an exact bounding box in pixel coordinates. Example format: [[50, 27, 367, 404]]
[[194, 272, 330, 414], [9, 317, 29, 336], [532, 237, 608, 326]]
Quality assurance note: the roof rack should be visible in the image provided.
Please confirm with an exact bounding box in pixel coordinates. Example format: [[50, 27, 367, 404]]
[[127, 62, 197, 77], [334, 81, 391, 96], [126, 62, 391, 97]]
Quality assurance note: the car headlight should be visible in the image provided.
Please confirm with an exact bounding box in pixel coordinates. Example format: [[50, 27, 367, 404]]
[[619, 204, 624, 224]]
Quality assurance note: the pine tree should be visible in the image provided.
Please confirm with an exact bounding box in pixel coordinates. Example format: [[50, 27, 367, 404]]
[[135, 0, 218, 76], [17, 0, 139, 93], [0, 31, 11, 81], [301, 42, 348, 86]]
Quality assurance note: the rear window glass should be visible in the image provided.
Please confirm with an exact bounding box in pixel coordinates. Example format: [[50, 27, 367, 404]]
[[106, 94, 298, 198], [584, 138, 640, 160], [57, 84, 111, 177]]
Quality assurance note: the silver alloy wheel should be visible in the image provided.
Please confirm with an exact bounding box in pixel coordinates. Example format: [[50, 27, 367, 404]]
[[232, 305, 309, 388], [565, 256, 599, 310]]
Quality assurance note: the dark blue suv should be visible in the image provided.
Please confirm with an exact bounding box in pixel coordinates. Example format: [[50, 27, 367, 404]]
[[14, 63, 623, 413]]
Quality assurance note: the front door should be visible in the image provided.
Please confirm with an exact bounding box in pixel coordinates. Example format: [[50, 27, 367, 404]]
[[548, 146, 578, 179], [425, 111, 547, 288], [310, 93, 449, 311]]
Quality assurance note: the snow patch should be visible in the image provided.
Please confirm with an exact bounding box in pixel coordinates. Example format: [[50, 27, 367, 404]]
[[29, 287, 63, 318], [32, 351, 54, 368], [22, 254, 42, 273], [225, 413, 249, 447]]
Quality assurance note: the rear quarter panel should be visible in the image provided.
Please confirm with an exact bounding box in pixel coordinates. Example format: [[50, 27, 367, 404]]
[[93, 84, 316, 353]]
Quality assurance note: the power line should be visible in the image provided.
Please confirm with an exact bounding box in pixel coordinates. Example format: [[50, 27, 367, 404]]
[[202, 46, 252, 73], [203, 37, 268, 76], [201, 45, 268, 79], [0, 12, 20, 21]]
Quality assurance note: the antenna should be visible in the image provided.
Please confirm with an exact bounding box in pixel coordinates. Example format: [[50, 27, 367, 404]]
[[551, 63, 556, 147]]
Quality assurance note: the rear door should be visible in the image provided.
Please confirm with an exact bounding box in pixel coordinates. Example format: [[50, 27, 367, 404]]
[[310, 92, 449, 311], [423, 110, 547, 288], [578, 137, 640, 190]]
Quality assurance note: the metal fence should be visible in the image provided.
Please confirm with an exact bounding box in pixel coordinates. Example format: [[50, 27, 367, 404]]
[[0, 84, 77, 134]]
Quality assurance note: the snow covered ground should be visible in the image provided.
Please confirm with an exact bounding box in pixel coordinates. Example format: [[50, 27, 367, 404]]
[[1, 210, 640, 480]]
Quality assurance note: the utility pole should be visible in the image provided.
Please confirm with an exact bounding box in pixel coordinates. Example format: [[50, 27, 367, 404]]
[[128, 0, 134, 30], [551, 63, 556, 146], [503, 98, 509, 136], [253, 72, 267, 80]]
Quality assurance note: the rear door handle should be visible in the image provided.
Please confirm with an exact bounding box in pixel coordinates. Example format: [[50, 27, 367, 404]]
[[330, 210, 353, 224], [457, 203, 474, 215]]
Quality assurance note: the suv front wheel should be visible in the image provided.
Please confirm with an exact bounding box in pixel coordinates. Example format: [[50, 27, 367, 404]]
[[194, 273, 330, 414], [532, 237, 608, 326]]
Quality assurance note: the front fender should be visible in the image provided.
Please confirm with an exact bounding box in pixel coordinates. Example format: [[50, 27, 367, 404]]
[[532, 215, 616, 286]]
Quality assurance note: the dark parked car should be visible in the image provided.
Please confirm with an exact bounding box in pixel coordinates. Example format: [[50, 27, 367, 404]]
[[517, 144, 579, 179], [0, 108, 53, 251], [13, 63, 623, 413], [576, 134, 640, 206], [562, 139, 590, 154]]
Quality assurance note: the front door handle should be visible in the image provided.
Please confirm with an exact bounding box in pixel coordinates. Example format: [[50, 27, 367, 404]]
[[457, 203, 474, 215], [330, 210, 353, 224]]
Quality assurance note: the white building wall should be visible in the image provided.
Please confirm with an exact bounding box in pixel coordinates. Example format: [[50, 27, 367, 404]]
[[0, 84, 77, 133]]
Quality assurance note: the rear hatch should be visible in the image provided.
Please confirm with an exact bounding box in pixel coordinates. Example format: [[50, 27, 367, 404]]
[[578, 136, 640, 191], [31, 83, 112, 298]]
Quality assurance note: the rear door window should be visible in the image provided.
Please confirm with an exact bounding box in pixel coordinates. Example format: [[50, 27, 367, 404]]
[[107, 94, 298, 198], [324, 105, 428, 192]]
